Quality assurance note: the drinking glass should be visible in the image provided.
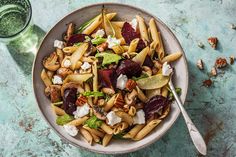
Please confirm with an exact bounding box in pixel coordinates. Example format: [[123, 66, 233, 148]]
[[0, 0, 38, 53]]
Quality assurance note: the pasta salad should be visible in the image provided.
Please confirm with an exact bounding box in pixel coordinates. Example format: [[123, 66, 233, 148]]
[[41, 9, 182, 146]]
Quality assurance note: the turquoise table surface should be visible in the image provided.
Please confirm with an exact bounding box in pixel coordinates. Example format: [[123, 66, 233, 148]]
[[0, 0, 235, 156]]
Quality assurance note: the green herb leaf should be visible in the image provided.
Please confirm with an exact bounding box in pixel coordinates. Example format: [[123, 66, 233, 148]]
[[113, 132, 126, 139], [91, 37, 107, 45], [95, 52, 122, 66], [56, 114, 74, 125], [73, 42, 82, 47], [132, 73, 149, 81], [77, 15, 98, 33], [52, 101, 63, 106], [85, 115, 103, 129], [168, 87, 182, 100], [82, 91, 104, 97]]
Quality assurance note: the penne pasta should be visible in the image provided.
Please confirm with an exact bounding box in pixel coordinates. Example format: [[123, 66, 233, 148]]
[[79, 127, 93, 145], [104, 94, 116, 112], [83, 126, 100, 143], [112, 45, 124, 54], [46, 70, 54, 80], [122, 45, 129, 52], [56, 48, 64, 64], [136, 86, 148, 103], [146, 88, 161, 99], [82, 13, 117, 35], [62, 46, 78, 54], [67, 116, 89, 126], [123, 124, 145, 139], [128, 106, 136, 116], [119, 37, 126, 45], [41, 69, 52, 87], [119, 122, 129, 130], [84, 83, 93, 106], [161, 86, 169, 97], [161, 52, 182, 63], [51, 104, 65, 116], [83, 126, 105, 138], [92, 61, 98, 103], [111, 21, 125, 28], [132, 46, 149, 65], [81, 56, 97, 63], [63, 73, 93, 84], [100, 122, 113, 134], [148, 40, 158, 57], [133, 119, 162, 140], [136, 15, 149, 43], [111, 23, 123, 39], [115, 111, 133, 126], [102, 134, 113, 147], [128, 38, 139, 53], [70, 43, 88, 70]]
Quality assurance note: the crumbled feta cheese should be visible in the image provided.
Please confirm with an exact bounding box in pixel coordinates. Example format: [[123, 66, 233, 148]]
[[130, 18, 138, 30], [133, 110, 145, 124], [107, 35, 121, 48], [63, 59, 71, 68], [54, 40, 64, 49], [73, 103, 90, 118], [162, 62, 173, 76], [63, 125, 78, 136], [116, 74, 128, 90], [95, 29, 105, 38], [106, 111, 122, 126], [52, 75, 63, 84], [81, 62, 91, 70]]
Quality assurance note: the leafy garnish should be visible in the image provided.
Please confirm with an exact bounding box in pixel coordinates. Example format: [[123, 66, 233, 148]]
[[85, 115, 103, 129], [95, 52, 122, 66], [82, 91, 104, 97], [77, 15, 98, 33], [91, 37, 107, 45], [132, 73, 149, 81], [73, 42, 82, 47], [56, 114, 74, 125], [113, 132, 127, 139], [168, 87, 182, 100], [52, 101, 63, 106]]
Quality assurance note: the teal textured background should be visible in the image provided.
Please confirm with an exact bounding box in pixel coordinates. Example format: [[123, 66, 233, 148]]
[[0, 0, 235, 156]]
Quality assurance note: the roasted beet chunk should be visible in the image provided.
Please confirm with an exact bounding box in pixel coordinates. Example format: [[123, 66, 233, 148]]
[[98, 69, 117, 89], [121, 22, 139, 44], [63, 88, 77, 115], [136, 39, 146, 52], [144, 95, 170, 121], [67, 34, 89, 46], [116, 59, 142, 78], [143, 55, 154, 68]]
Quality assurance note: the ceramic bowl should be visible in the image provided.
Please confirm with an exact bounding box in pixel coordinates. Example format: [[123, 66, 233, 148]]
[[32, 3, 188, 154]]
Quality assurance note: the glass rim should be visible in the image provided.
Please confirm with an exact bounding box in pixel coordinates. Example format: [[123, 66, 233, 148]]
[[0, 0, 32, 38]]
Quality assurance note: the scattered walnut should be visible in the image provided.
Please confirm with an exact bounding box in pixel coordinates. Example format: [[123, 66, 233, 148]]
[[76, 95, 87, 106], [211, 67, 217, 76], [215, 57, 227, 68], [208, 37, 218, 49], [203, 79, 213, 87], [126, 79, 137, 91], [96, 42, 108, 52], [197, 59, 204, 70], [229, 56, 235, 65], [114, 93, 125, 108], [197, 42, 205, 49]]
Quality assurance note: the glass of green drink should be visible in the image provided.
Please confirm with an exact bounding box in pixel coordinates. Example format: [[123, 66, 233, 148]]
[[0, 0, 38, 53]]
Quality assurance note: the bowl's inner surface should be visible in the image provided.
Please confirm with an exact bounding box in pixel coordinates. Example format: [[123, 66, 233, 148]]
[[33, 3, 188, 154]]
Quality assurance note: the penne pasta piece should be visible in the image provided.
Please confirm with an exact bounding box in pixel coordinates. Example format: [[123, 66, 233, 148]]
[[136, 86, 148, 103], [132, 46, 149, 65], [92, 61, 98, 103], [71, 43, 88, 70], [51, 104, 65, 116], [119, 37, 126, 45], [128, 106, 136, 116], [104, 94, 116, 112], [113, 125, 121, 135], [41, 69, 52, 87], [136, 15, 149, 43], [83, 126, 100, 143], [79, 127, 93, 145], [115, 111, 133, 126], [111, 23, 123, 39], [84, 83, 93, 106], [161, 52, 182, 63], [100, 122, 113, 134], [67, 116, 89, 126], [102, 134, 113, 147], [56, 48, 64, 64], [146, 88, 161, 99], [119, 122, 129, 130], [133, 119, 162, 140], [148, 40, 158, 57], [83, 13, 117, 35], [112, 45, 124, 54], [83, 126, 105, 138], [128, 38, 139, 53], [62, 46, 78, 54], [123, 124, 145, 139], [46, 70, 54, 80], [81, 56, 97, 63], [63, 73, 93, 84], [75, 61, 82, 69], [111, 21, 125, 28], [161, 86, 169, 97], [122, 45, 129, 52]]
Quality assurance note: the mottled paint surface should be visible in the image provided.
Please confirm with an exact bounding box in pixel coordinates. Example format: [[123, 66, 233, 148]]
[[0, 0, 235, 157]]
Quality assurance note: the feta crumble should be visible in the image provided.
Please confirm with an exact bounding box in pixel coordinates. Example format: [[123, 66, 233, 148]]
[[63, 125, 78, 136], [106, 111, 122, 126], [52, 75, 63, 84], [162, 62, 173, 76], [133, 110, 145, 124], [63, 59, 71, 68], [81, 62, 91, 70], [130, 18, 138, 30], [73, 103, 90, 119], [107, 35, 121, 48], [95, 29, 105, 38], [54, 40, 64, 49], [116, 74, 128, 90]]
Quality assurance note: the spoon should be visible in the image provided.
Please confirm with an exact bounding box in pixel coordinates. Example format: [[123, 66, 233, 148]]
[[168, 78, 207, 155]]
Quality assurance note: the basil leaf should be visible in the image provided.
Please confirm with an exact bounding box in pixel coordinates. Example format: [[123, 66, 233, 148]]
[[82, 91, 104, 97], [56, 114, 74, 125], [91, 37, 107, 45], [168, 87, 182, 100], [95, 52, 122, 66], [132, 73, 149, 81], [85, 115, 103, 129]]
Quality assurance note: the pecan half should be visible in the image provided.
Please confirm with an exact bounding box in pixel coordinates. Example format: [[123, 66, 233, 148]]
[[215, 57, 227, 68], [126, 79, 137, 91], [208, 37, 218, 49], [76, 95, 87, 106], [114, 93, 125, 108]]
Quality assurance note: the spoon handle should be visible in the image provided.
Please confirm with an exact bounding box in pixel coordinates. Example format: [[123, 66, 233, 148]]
[[169, 79, 207, 156]]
